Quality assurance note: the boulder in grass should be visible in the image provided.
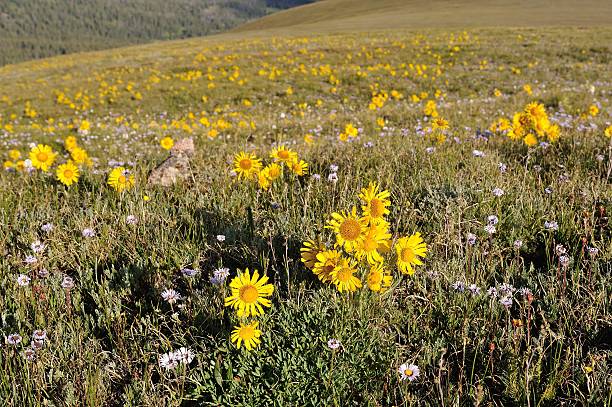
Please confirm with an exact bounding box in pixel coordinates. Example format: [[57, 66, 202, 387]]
[[147, 138, 195, 187]]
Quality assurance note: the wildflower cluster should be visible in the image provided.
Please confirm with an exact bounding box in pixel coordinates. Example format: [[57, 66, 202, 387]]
[[233, 145, 308, 190], [338, 123, 359, 142], [504, 102, 561, 146], [5, 138, 136, 192], [301, 182, 428, 293]]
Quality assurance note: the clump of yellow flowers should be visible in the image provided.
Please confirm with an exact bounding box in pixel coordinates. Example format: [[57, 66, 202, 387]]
[[232, 145, 308, 190], [301, 182, 428, 294], [507, 102, 560, 146], [489, 102, 560, 147]]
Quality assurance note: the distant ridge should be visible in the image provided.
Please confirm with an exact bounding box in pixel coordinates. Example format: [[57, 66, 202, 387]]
[[0, 0, 313, 66], [234, 0, 612, 34]]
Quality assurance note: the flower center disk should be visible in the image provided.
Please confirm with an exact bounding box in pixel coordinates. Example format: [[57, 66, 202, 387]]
[[239, 159, 252, 170], [340, 219, 361, 240], [401, 248, 415, 263], [239, 285, 259, 303]]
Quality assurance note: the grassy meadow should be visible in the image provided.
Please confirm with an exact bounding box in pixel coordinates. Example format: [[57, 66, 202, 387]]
[[0, 21, 611, 406]]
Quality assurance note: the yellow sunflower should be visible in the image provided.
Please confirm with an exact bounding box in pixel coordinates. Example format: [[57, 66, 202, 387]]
[[534, 115, 550, 136], [70, 146, 91, 166], [107, 166, 135, 192], [233, 151, 262, 180], [367, 263, 392, 292], [8, 149, 21, 161], [513, 112, 535, 132], [270, 145, 297, 164], [264, 163, 282, 181], [56, 161, 79, 186], [359, 182, 391, 224], [395, 232, 428, 275], [313, 249, 343, 283], [524, 102, 547, 121], [224, 269, 274, 317], [355, 223, 391, 264], [230, 321, 262, 351], [523, 133, 538, 147], [546, 124, 560, 143], [160, 136, 174, 150], [289, 159, 308, 176], [330, 258, 362, 293], [300, 240, 326, 270], [326, 207, 367, 252], [507, 125, 524, 140], [29, 144, 57, 172], [258, 170, 270, 190], [258, 163, 283, 190], [64, 135, 78, 151], [344, 123, 359, 138], [432, 117, 449, 131], [496, 118, 511, 132]]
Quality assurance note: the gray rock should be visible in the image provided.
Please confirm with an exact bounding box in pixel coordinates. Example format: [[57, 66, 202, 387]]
[[147, 138, 194, 187]]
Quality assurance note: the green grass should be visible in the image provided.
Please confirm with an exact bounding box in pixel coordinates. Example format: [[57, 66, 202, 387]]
[[0, 14, 610, 407]]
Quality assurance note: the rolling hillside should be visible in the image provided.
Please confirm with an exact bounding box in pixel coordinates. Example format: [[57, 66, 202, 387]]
[[235, 0, 612, 34], [0, 0, 313, 66]]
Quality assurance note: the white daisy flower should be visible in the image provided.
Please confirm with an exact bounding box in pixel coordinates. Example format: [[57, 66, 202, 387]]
[[210, 268, 230, 285], [472, 150, 485, 157], [467, 284, 481, 296], [31, 240, 46, 253], [398, 363, 420, 381], [327, 338, 341, 350], [6, 333, 22, 345], [173, 347, 195, 365], [41, 223, 54, 233], [499, 296, 513, 308], [544, 220, 559, 231], [181, 268, 198, 277], [159, 352, 178, 370], [32, 329, 47, 342], [17, 274, 31, 286], [23, 348, 36, 361], [492, 188, 504, 197], [161, 289, 182, 304], [25, 255, 37, 264]]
